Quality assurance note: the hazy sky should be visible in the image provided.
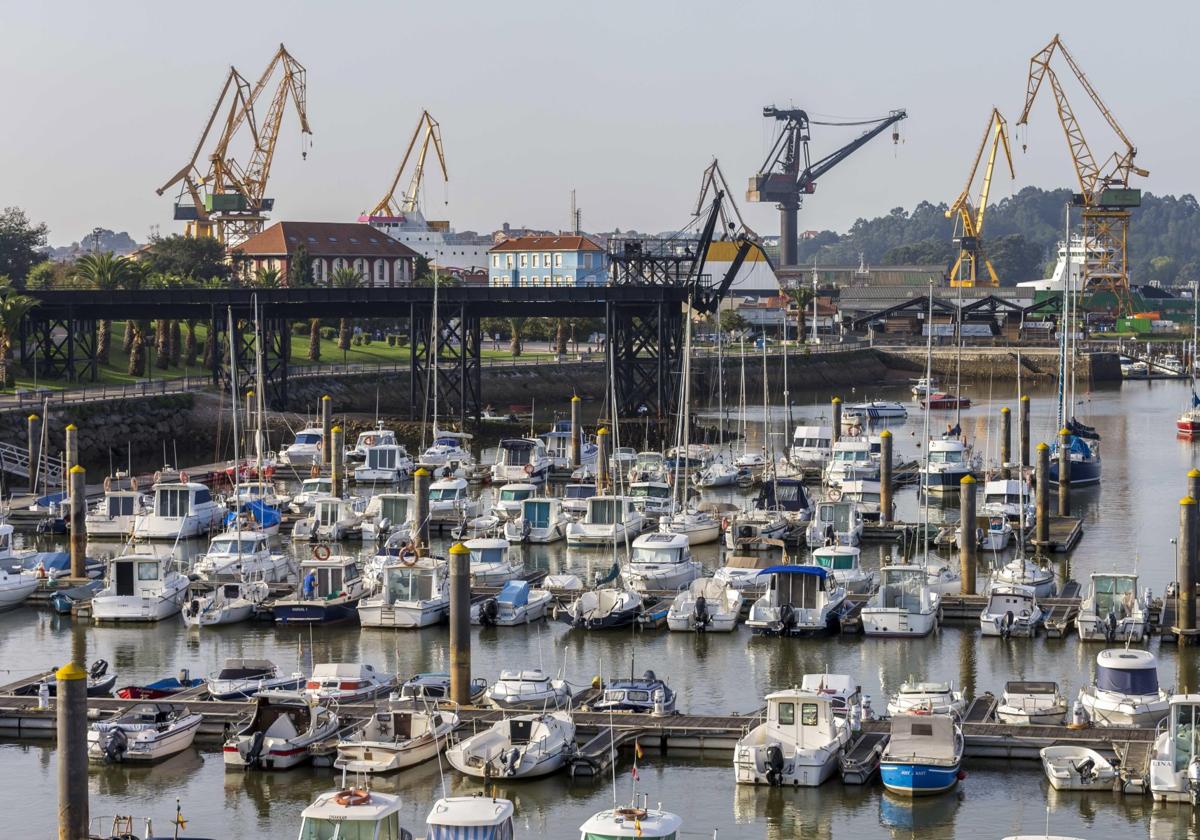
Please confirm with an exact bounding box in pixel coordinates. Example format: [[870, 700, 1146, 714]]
[[4, 1, 1198, 247]]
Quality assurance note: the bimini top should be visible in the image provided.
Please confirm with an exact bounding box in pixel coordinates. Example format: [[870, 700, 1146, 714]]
[[1096, 648, 1157, 671], [757, 565, 827, 579], [426, 795, 514, 832]]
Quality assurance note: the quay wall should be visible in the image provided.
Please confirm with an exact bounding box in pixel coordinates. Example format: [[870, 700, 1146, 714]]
[[873, 349, 1123, 384]]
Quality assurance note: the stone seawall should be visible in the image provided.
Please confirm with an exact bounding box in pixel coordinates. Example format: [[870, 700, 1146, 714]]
[[874, 349, 1123, 384]]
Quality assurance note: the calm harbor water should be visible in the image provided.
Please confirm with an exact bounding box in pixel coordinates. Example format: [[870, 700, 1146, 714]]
[[2, 377, 1200, 839]]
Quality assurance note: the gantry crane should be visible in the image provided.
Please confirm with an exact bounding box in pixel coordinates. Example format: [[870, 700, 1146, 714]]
[[157, 44, 312, 245], [747, 106, 907, 266], [1017, 34, 1148, 313], [946, 108, 1015, 288], [363, 110, 447, 221]]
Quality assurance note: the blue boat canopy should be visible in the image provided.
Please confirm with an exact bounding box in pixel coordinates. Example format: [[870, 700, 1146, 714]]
[[756, 565, 827, 578], [497, 579, 530, 607], [35, 490, 68, 507], [225, 499, 281, 529]]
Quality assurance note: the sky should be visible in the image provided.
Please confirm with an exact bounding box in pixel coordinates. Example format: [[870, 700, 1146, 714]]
[[3, 0, 1198, 248]]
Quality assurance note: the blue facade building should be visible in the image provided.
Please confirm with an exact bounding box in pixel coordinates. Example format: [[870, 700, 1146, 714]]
[[488, 235, 608, 287]]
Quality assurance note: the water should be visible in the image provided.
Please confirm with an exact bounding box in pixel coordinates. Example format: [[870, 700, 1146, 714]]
[[3, 378, 1200, 839]]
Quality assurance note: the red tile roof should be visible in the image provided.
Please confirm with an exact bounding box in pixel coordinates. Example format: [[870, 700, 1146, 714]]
[[232, 222, 420, 259], [489, 235, 603, 253]]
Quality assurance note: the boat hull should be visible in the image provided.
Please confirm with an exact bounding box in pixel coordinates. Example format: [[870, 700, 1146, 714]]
[[89, 715, 201, 763], [359, 601, 448, 628], [860, 607, 938, 638], [274, 598, 361, 625], [1047, 457, 1101, 488], [92, 590, 187, 623], [334, 736, 446, 774], [880, 760, 961, 795]]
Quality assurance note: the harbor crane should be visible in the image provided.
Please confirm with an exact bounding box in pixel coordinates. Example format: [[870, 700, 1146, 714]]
[[1017, 34, 1148, 313], [695, 158, 757, 243], [946, 108, 1015, 288], [363, 110, 448, 221], [156, 44, 312, 246], [747, 106, 907, 266]]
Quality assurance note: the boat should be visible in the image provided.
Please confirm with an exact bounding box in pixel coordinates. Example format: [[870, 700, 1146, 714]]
[[360, 492, 416, 542], [579, 800, 683, 840], [790, 425, 833, 471], [734, 689, 850, 786], [206, 659, 303, 700], [666, 577, 743, 632], [886, 680, 966, 718], [746, 565, 846, 636], [1077, 648, 1170, 728], [484, 668, 572, 710], [664, 443, 713, 478], [1150, 694, 1200, 802], [0, 562, 37, 610], [628, 480, 673, 517], [589, 670, 676, 715], [976, 515, 1014, 551], [1077, 571, 1149, 643], [493, 438, 553, 483], [17, 660, 117, 698], [472, 579, 552, 626], [465, 537, 524, 586], [182, 580, 269, 627], [627, 450, 668, 483], [445, 710, 575, 779], [911, 377, 938, 397], [541, 419, 597, 471], [303, 663, 396, 705], [560, 587, 643, 630], [85, 487, 150, 538], [981, 479, 1034, 522], [353, 443, 413, 483], [504, 497, 569, 543], [298, 788, 411, 838], [358, 557, 449, 629], [919, 439, 974, 493], [992, 555, 1056, 599], [115, 670, 203, 700], [724, 509, 788, 552], [222, 691, 340, 770], [88, 703, 203, 763], [565, 496, 646, 547], [713, 552, 777, 594], [289, 476, 333, 514], [920, 392, 971, 410], [996, 681, 1068, 726], [334, 706, 460, 774], [193, 528, 290, 583], [805, 500, 864, 548], [1178, 306, 1200, 436], [840, 479, 885, 522], [398, 672, 487, 704], [808, 545, 876, 594], [420, 430, 475, 475], [279, 426, 324, 467], [880, 713, 964, 796], [843, 400, 908, 423], [346, 423, 399, 463], [428, 477, 481, 527], [979, 583, 1044, 638], [561, 483, 594, 518], [425, 796, 515, 839], [861, 564, 941, 638], [292, 495, 367, 542], [610, 446, 639, 477], [132, 481, 225, 540], [1048, 428, 1102, 488], [92, 551, 190, 623], [658, 507, 721, 546], [273, 554, 366, 624], [759, 477, 813, 530], [823, 440, 876, 487], [491, 482, 538, 521], [1041, 745, 1117, 790], [621, 532, 702, 593]]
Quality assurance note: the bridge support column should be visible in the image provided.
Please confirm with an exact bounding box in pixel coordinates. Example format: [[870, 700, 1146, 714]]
[[606, 300, 681, 429], [409, 304, 481, 426]]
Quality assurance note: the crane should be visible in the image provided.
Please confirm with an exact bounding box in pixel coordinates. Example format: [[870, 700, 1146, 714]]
[[363, 110, 447, 221], [695, 158, 757, 242], [946, 108, 1015, 288], [157, 44, 312, 245], [747, 106, 907, 266], [1017, 34, 1148, 312]]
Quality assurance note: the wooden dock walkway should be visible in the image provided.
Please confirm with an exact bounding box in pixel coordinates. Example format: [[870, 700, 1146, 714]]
[[1027, 515, 1084, 553]]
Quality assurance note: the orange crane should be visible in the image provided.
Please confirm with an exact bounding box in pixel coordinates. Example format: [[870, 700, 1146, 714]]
[[946, 108, 1014, 287], [157, 44, 312, 245], [363, 110, 447, 221]]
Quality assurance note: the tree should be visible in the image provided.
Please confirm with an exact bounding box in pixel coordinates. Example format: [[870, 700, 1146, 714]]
[[508, 317, 526, 357], [413, 255, 433, 283], [184, 320, 198, 367], [26, 260, 73, 290], [330, 267, 362, 352], [128, 320, 148, 377], [0, 208, 49, 288], [253, 267, 282, 288], [986, 234, 1044, 285], [0, 283, 37, 388], [288, 243, 312, 287], [308, 318, 322, 361], [719, 310, 748, 335], [169, 320, 182, 366], [154, 319, 170, 369], [141, 235, 229, 283], [554, 318, 568, 354], [73, 252, 136, 364]]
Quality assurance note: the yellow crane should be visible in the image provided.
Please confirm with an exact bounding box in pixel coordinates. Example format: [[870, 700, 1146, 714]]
[[1016, 34, 1148, 313], [946, 108, 1014, 288], [157, 44, 312, 245], [364, 110, 447, 220]]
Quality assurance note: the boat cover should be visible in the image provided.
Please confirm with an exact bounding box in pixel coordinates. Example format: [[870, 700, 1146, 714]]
[[225, 499, 281, 529], [885, 714, 959, 761], [497, 580, 530, 608]]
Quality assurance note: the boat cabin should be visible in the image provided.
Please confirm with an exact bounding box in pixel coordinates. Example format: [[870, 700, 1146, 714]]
[[467, 538, 510, 567], [563, 484, 594, 502], [102, 491, 142, 519], [840, 480, 881, 508], [497, 438, 547, 471], [426, 796, 515, 840], [353, 427, 398, 451], [830, 441, 871, 467], [763, 689, 840, 750], [1095, 649, 1161, 696], [305, 663, 384, 696], [928, 439, 966, 463], [811, 546, 861, 573], [366, 493, 414, 527], [313, 497, 355, 529], [152, 482, 213, 518], [756, 565, 839, 610], [298, 789, 407, 840], [792, 425, 832, 452], [382, 561, 442, 604], [584, 496, 638, 525], [1088, 573, 1140, 619], [877, 566, 928, 610], [812, 501, 857, 536], [300, 477, 334, 497], [983, 479, 1024, 508], [207, 531, 271, 557], [630, 532, 689, 564], [757, 477, 811, 513], [108, 554, 171, 597], [520, 498, 560, 529], [299, 558, 360, 599], [429, 478, 469, 503], [497, 483, 537, 505], [364, 445, 407, 472]]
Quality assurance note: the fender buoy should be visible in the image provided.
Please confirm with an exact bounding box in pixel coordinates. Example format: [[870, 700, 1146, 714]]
[[334, 788, 370, 807], [103, 476, 112, 492], [524, 463, 535, 476], [130, 477, 138, 491], [312, 544, 331, 561], [364, 436, 376, 447], [153, 470, 162, 485], [180, 471, 189, 484]]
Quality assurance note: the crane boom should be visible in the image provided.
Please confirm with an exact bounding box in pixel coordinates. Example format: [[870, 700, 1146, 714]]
[[946, 109, 1014, 288], [367, 110, 448, 219]]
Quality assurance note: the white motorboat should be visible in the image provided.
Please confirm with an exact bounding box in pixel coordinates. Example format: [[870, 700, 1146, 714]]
[[223, 691, 340, 770], [182, 580, 269, 627], [88, 703, 202, 763], [298, 788, 411, 839], [823, 440, 875, 487], [886, 679, 966, 718], [920, 438, 975, 493], [667, 577, 743, 632], [426, 797, 515, 839], [292, 495, 367, 542], [505, 497, 569, 543], [485, 668, 572, 710], [622, 532, 702, 593], [420, 430, 475, 473], [1077, 571, 1149, 643], [627, 450, 668, 483], [839, 479, 885, 521], [303, 663, 396, 705], [992, 555, 1056, 599], [996, 681, 1068, 726], [472, 579, 552, 626], [979, 583, 1044, 638], [843, 400, 908, 424], [359, 492, 416, 543], [428, 477, 481, 527], [747, 565, 846, 636], [734, 689, 850, 786], [724, 509, 788, 552], [1150, 694, 1200, 802], [207, 659, 304, 700], [665, 443, 712, 478], [693, 460, 740, 488], [334, 706, 459, 774], [861, 565, 941, 637], [924, 558, 962, 595], [790, 425, 833, 471], [193, 528, 291, 583], [92, 551, 189, 623], [494, 437, 553, 483], [353, 443, 413, 483], [358, 557, 449, 629], [132, 481, 225, 540], [579, 800, 683, 840], [1041, 745, 1117, 790], [805, 500, 864, 547], [1077, 649, 1171, 728], [492, 482, 538, 520], [274, 554, 366, 624], [976, 515, 1014, 551], [912, 376, 938, 397], [588, 670, 676, 715], [445, 710, 575, 779], [981, 479, 1033, 522], [808, 545, 876, 594], [288, 477, 333, 514], [566, 496, 646, 547], [279, 427, 324, 468], [560, 587, 643, 630], [713, 553, 776, 594], [85, 488, 150, 538], [345, 423, 399, 463], [659, 507, 721, 546], [465, 537, 524, 586], [0, 563, 37, 611], [398, 672, 487, 704], [561, 483, 594, 518], [880, 713, 964, 796], [628, 480, 673, 517], [541, 419, 597, 471]]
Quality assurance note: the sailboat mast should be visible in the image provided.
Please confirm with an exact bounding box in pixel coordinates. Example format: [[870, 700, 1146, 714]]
[[226, 308, 242, 545], [782, 299, 792, 456], [1057, 209, 1070, 431], [921, 283, 935, 567], [716, 321, 724, 452], [761, 330, 768, 459]]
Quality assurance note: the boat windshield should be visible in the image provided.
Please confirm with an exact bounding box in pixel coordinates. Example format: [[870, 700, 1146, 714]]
[[294, 433, 321, 446], [300, 814, 402, 840], [107, 495, 136, 516], [524, 502, 551, 528], [630, 485, 670, 499], [208, 539, 262, 555], [833, 449, 868, 462], [794, 436, 829, 449], [930, 449, 964, 464], [631, 546, 681, 565], [565, 485, 592, 499], [429, 488, 462, 501], [471, 547, 506, 566], [817, 504, 853, 530], [588, 500, 620, 524], [848, 491, 881, 504], [1093, 576, 1137, 616], [1173, 702, 1200, 773], [386, 567, 435, 603], [302, 479, 331, 494], [378, 497, 410, 523], [500, 487, 533, 501], [1096, 665, 1159, 695], [367, 448, 398, 469], [814, 552, 855, 571], [155, 488, 191, 517]]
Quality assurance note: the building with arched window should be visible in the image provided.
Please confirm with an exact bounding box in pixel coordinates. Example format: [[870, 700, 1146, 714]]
[[232, 221, 418, 287]]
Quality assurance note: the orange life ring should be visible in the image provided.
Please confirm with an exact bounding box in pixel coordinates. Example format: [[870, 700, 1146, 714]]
[[103, 477, 112, 492], [312, 544, 331, 561], [912, 707, 932, 715], [180, 471, 190, 483], [400, 545, 418, 566], [364, 435, 376, 447], [524, 463, 535, 476], [334, 788, 370, 807]]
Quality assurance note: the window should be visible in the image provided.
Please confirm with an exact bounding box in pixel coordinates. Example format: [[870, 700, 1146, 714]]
[[583, 252, 592, 269], [543, 252, 551, 267], [519, 254, 528, 267], [554, 253, 563, 267], [532, 254, 539, 268], [137, 561, 160, 581], [506, 254, 514, 268], [543, 275, 550, 285], [375, 260, 385, 284], [493, 255, 501, 268], [777, 702, 795, 725], [802, 702, 819, 726], [911, 723, 934, 737]]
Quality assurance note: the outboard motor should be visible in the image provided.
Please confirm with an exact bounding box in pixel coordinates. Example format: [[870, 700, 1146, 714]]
[[89, 660, 109, 681], [1071, 757, 1097, 783], [777, 603, 796, 635], [1000, 610, 1015, 639], [501, 747, 520, 777], [103, 728, 128, 763], [242, 730, 266, 769], [479, 598, 499, 626], [1188, 757, 1200, 806], [693, 595, 710, 632], [764, 743, 785, 786], [1104, 610, 1118, 642], [737, 525, 755, 541], [643, 670, 657, 683]]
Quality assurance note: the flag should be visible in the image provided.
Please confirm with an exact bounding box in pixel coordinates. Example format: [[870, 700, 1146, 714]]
[[631, 765, 639, 781], [634, 740, 644, 761], [634, 817, 643, 837]]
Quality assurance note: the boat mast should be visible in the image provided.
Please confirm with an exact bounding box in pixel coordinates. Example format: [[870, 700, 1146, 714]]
[[716, 318, 724, 454], [226, 308, 242, 550], [1057, 208, 1069, 432], [760, 328, 769, 461], [921, 282, 934, 569], [253, 295, 267, 492], [782, 298, 792, 463]]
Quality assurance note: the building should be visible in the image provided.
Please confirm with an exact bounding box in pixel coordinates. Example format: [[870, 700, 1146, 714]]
[[361, 209, 492, 273], [232, 221, 419, 287], [488, 235, 608, 287], [708, 241, 781, 295]]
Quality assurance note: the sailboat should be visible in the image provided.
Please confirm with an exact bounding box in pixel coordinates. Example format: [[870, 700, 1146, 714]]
[[693, 326, 739, 488], [1178, 282, 1200, 436]]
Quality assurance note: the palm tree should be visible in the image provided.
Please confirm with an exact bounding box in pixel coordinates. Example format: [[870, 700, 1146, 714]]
[[72, 252, 134, 364], [330, 267, 362, 353], [155, 318, 170, 369], [508, 317, 526, 358], [554, 318, 568, 354], [0, 285, 37, 389], [184, 320, 198, 367], [308, 318, 322, 361], [128, 320, 148, 377], [253, 267, 282, 288], [169, 320, 182, 366]]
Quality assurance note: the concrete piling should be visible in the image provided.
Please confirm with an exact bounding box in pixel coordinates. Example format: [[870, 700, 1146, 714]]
[[448, 542, 472, 706], [413, 468, 431, 552], [1035, 443, 1050, 550], [64, 424, 78, 493], [596, 427, 610, 492], [320, 395, 332, 465], [879, 430, 893, 525], [831, 397, 842, 444], [1057, 427, 1072, 517], [330, 425, 344, 496], [1000, 407, 1012, 480], [27, 414, 41, 494], [959, 475, 977, 595], [1177, 495, 1198, 645], [69, 466, 87, 581], [56, 661, 89, 840], [1019, 395, 1030, 470], [570, 395, 582, 469], [1189, 468, 1200, 504]]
